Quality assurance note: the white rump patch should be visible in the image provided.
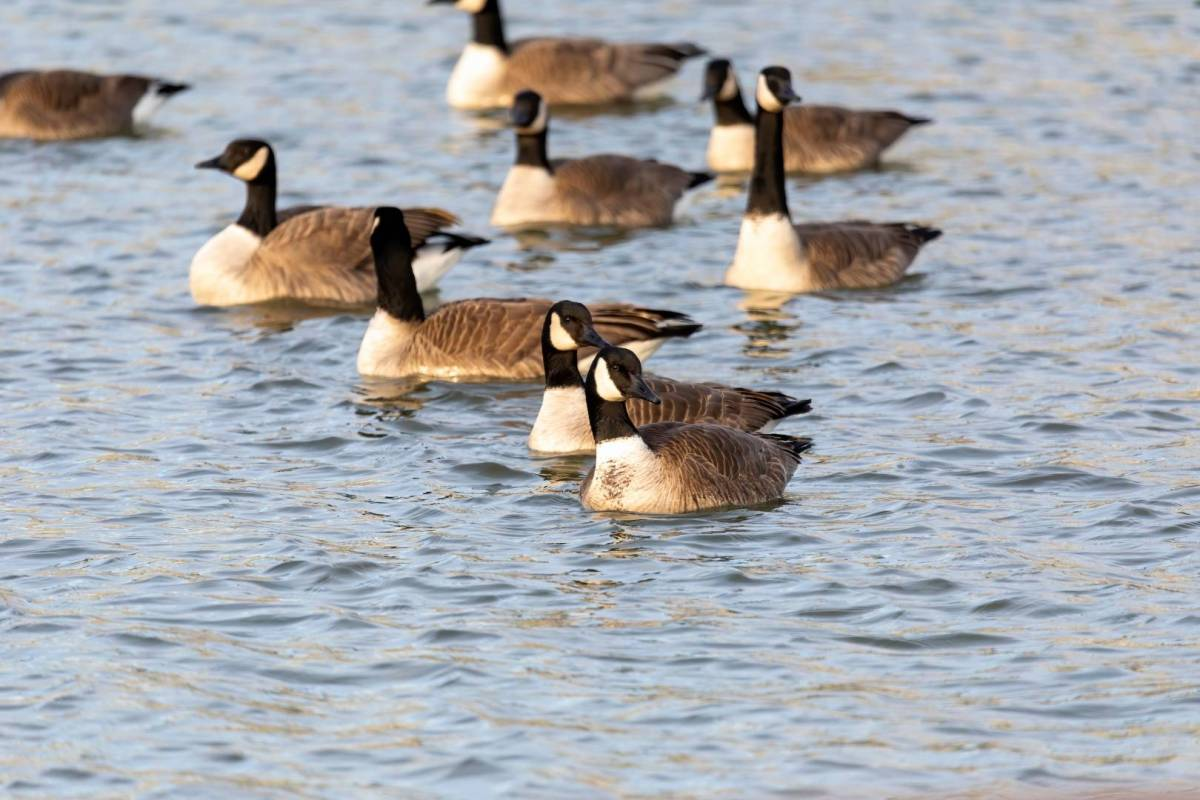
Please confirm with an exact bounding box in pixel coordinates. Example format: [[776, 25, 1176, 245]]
[[756, 75, 785, 113], [446, 42, 509, 109], [233, 146, 270, 181], [132, 88, 167, 125], [725, 213, 813, 292], [411, 244, 462, 293]]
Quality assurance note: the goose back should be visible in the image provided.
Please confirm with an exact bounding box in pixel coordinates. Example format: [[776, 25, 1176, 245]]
[[781, 105, 930, 173], [0, 69, 183, 140], [796, 221, 941, 290]]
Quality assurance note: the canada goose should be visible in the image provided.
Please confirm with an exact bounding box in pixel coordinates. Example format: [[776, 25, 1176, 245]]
[[191, 139, 488, 307], [530, 301, 811, 454], [492, 91, 712, 228], [701, 59, 931, 174], [359, 207, 700, 379], [0, 69, 189, 140], [726, 67, 941, 293], [429, 0, 705, 109], [579, 346, 812, 513]]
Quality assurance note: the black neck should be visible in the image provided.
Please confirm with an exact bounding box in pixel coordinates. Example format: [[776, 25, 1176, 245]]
[[236, 165, 277, 236], [515, 131, 551, 170], [713, 87, 753, 126], [472, 0, 507, 52], [375, 240, 424, 322], [542, 338, 582, 390], [585, 371, 640, 444], [746, 107, 789, 217]]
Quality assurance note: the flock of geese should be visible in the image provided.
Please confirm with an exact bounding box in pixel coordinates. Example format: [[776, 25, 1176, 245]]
[[4, 0, 943, 515]]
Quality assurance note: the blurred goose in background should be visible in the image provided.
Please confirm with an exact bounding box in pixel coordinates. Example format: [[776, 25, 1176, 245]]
[[726, 67, 941, 292], [191, 139, 487, 307], [702, 60, 931, 174], [530, 301, 811, 454], [492, 91, 712, 228], [358, 207, 700, 380], [0, 69, 189, 140], [429, 0, 705, 109], [579, 346, 812, 513]]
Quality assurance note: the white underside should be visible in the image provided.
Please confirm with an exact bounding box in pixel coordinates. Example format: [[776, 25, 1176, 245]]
[[491, 165, 559, 228], [725, 214, 814, 292], [189, 224, 265, 306], [132, 87, 168, 126], [583, 435, 664, 511], [528, 386, 593, 454], [357, 310, 418, 377], [446, 43, 510, 109], [412, 245, 463, 293], [632, 75, 675, 100], [706, 123, 755, 173]]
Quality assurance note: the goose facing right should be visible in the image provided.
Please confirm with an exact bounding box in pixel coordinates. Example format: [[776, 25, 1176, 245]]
[[0, 69, 189, 140], [580, 346, 813, 514], [726, 67, 942, 293], [358, 207, 701, 380], [491, 90, 712, 228], [191, 139, 488, 307], [702, 59, 930, 174], [530, 301, 812, 454], [429, 0, 706, 109]]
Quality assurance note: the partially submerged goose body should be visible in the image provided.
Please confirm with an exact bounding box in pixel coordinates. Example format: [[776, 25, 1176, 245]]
[[190, 139, 487, 307], [702, 59, 930, 174], [492, 91, 712, 229], [579, 346, 812, 514], [0, 69, 188, 140], [529, 301, 811, 454], [431, 0, 705, 109], [358, 208, 700, 380], [726, 67, 941, 293]]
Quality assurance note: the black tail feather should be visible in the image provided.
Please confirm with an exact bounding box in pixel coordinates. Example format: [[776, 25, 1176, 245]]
[[155, 81, 190, 97], [909, 225, 942, 244], [760, 434, 814, 460], [428, 231, 490, 252], [688, 171, 715, 190], [648, 42, 707, 61]]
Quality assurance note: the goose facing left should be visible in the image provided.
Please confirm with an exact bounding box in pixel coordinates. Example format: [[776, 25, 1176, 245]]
[[0, 69, 189, 140], [491, 91, 712, 228], [358, 207, 700, 380], [191, 139, 488, 307], [579, 346, 813, 514]]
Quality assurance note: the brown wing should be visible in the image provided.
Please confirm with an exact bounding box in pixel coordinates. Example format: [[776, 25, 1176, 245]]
[[795, 221, 940, 290], [629, 376, 806, 432], [408, 298, 553, 379], [0, 70, 149, 138], [587, 305, 701, 348], [506, 38, 702, 104], [552, 155, 695, 226], [638, 423, 807, 507], [275, 205, 458, 251], [783, 105, 927, 172]]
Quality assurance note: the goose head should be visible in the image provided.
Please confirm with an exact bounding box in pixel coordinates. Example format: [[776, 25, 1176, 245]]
[[755, 66, 800, 113], [544, 301, 607, 353], [510, 90, 549, 135], [591, 347, 661, 405], [195, 139, 275, 184], [428, 0, 491, 13], [701, 58, 740, 102]]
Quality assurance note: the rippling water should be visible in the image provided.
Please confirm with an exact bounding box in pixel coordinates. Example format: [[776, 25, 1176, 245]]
[[2, 1, 1199, 797]]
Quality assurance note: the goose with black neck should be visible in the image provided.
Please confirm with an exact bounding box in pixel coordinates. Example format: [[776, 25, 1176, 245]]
[[725, 67, 942, 293]]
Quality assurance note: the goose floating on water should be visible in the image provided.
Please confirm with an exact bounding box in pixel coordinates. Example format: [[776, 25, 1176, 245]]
[[579, 346, 813, 513], [190, 139, 487, 307], [429, 0, 705, 109], [702, 59, 930, 174], [492, 91, 712, 229], [0, 69, 188, 140], [726, 67, 941, 293], [530, 301, 811, 454], [358, 207, 700, 380]]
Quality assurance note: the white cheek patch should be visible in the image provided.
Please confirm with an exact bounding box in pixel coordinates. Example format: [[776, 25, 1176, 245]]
[[372, 217, 380, 233], [718, 70, 739, 101], [549, 313, 578, 351], [233, 146, 269, 181], [594, 358, 625, 402], [756, 75, 784, 113], [516, 102, 548, 135], [457, 0, 487, 12]]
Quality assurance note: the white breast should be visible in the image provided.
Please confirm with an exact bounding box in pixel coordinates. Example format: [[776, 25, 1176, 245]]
[[357, 310, 418, 377], [724, 214, 813, 292], [189, 224, 264, 306], [706, 123, 755, 173], [528, 387, 593, 454], [490, 165, 559, 228], [446, 43, 510, 109], [583, 435, 664, 511]]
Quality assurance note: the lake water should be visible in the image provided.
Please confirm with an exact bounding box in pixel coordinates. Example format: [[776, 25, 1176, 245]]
[[2, 1, 1198, 797]]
